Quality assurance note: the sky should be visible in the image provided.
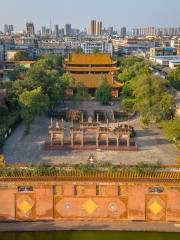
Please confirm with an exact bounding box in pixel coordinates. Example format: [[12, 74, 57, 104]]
[[0, 0, 180, 31]]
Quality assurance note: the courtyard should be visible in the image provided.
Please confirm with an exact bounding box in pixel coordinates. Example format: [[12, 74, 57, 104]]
[[2, 101, 179, 166]]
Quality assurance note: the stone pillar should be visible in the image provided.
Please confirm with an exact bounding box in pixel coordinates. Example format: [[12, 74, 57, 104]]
[[96, 133, 99, 147], [81, 131, 84, 147], [107, 119, 109, 128], [50, 132, 53, 146], [71, 131, 74, 147], [106, 134, 109, 147], [127, 135, 130, 148], [97, 113, 99, 123], [61, 133, 64, 146], [112, 111, 115, 122], [116, 136, 119, 147], [50, 118, 53, 127]]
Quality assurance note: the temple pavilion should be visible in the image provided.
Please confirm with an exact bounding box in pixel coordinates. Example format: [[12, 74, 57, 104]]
[[64, 53, 122, 97]]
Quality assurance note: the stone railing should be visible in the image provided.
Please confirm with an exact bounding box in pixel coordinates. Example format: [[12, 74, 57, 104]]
[[0, 170, 180, 182]]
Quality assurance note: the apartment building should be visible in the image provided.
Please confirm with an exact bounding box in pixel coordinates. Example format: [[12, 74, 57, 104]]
[[81, 41, 113, 55], [150, 47, 177, 57]]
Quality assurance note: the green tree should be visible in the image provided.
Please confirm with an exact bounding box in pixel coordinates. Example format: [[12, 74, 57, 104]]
[[76, 47, 84, 54], [56, 73, 75, 103], [75, 83, 89, 100], [121, 81, 134, 98], [14, 50, 30, 61], [118, 60, 152, 84], [121, 98, 135, 113], [118, 69, 131, 83], [8, 65, 26, 81], [0, 106, 9, 116], [161, 118, 180, 146], [167, 67, 180, 90], [96, 76, 112, 105], [19, 87, 49, 133], [151, 92, 175, 121], [93, 48, 100, 54], [23, 55, 66, 105], [120, 56, 144, 68], [133, 74, 175, 122], [38, 54, 63, 70], [141, 116, 151, 127]]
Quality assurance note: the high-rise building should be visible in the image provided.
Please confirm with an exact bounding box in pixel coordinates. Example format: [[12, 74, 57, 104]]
[[54, 25, 59, 38], [46, 28, 52, 36], [132, 27, 165, 36], [41, 26, 46, 36], [3, 24, 14, 35], [120, 27, 126, 37], [9, 25, 14, 33], [26, 22, 35, 36], [64, 24, 72, 36], [108, 27, 114, 35], [37, 30, 41, 36], [96, 21, 102, 35], [59, 28, 64, 37], [88, 20, 96, 35], [4, 24, 9, 34]]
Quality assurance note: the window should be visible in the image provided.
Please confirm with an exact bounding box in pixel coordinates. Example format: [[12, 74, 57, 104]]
[[118, 186, 121, 196], [74, 185, 85, 196], [148, 187, 164, 193], [96, 185, 99, 196], [18, 186, 33, 192], [53, 185, 64, 195]]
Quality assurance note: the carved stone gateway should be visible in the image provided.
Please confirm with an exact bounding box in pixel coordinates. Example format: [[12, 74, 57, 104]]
[[44, 119, 138, 151]]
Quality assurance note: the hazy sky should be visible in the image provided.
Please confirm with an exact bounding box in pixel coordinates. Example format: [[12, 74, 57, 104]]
[[0, 0, 180, 31]]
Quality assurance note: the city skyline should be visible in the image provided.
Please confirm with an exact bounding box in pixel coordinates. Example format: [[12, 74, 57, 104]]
[[0, 0, 180, 32]]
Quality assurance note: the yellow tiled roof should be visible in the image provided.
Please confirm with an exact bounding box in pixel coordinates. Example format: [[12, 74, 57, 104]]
[[72, 74, 123, 89], [66, 53, 117, 65], [64, 66, 119, 72]]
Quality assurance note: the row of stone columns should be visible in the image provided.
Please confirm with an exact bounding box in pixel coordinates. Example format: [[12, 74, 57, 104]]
[[49, 120, 131, 148], [96, 133, 109, 147], [50, 131, 64, 146], [116, 134, 130, 147], [71, 131, 84, 147], [49, 130, 130, 148]]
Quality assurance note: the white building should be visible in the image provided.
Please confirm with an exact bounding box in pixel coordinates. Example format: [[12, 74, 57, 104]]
[[169, 60, 180, 69], [81, 41, 113, 55], [170, 37, 180, 48], [150, 55, 180, 69]]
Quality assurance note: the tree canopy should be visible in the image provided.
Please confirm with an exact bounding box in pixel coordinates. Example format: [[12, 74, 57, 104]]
[[6, 54, 74, 132], [118, 56, 175, 123], [161, 118, 180, 146], [167, 66, 180, 90], [14, 50, 30, 61], [96, 75, 112, 105], [8, 65, 26, 81], [19, 87, 49, 133], [133, 74, 175, 122], [93, 48, 100, 54]]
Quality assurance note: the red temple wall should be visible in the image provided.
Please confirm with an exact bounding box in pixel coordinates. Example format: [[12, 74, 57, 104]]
[[0, 181, 180, 222]]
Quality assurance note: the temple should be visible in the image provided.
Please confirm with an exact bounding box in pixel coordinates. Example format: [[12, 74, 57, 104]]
[[64, 53, 122, 97]]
